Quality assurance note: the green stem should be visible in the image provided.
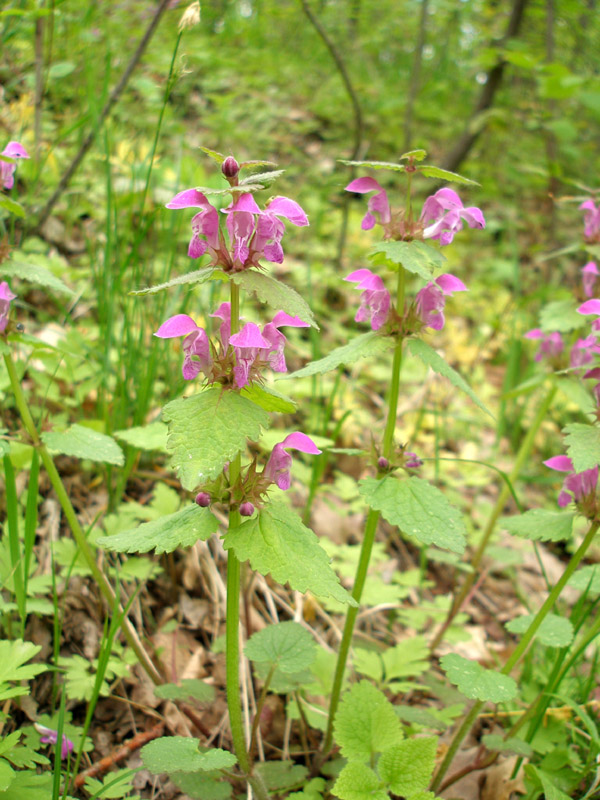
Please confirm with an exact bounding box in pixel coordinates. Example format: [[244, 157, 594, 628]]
[[3, 351, 162, 685], [429, 382, 558, 652], [430, 518, 599, 793], [322, 267, 406, 756]]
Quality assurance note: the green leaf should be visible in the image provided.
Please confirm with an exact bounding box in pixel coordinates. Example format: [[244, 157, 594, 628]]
[[113, 421, 168, 451], [194, 184, 265, 195], [154, 679, 215, 703], [132, 267, 224, 295], [441, 654, 517, 702], [418, 165, 479, 185], [502, 509, 574, 542], [254, 761, 308, 791], [239, 170, 285, 186], [241, 383, 297, 413], [224, 502, 356, 606], [239, 159, 278, 169], [0, 258, 74, 294], [505, 613, 573, 647], [0, 641, 44, 684], [407, 339, 493, 417], [562, 423, 600, 471], [283, 332, 393, 379], [540, 300, 585, 333], [41, 424, 124, 465], [359, 476, 467, 554], [0, 760, 15, 792], [482, 734, 533, 758], [245, 621, 316, 674], [378, 737, 437, 795], [0, 772, 51, 800], [141, 738, 236, 775], [382, 636, 430, 681], [339, 159, 406, 172], [232, 270, 318, 329], [536, 770, 572, 800], [568, 564, 600, 594], [334, 681, 403, 761], [97, 506, 218, 554], [332, 763, 387, 800], [0, 195, 25, 218], [399, 149, 427, 161], [171, 772, 232, 800], [370, 240, 445, 281], [199, 146, 225, 163], [163, 387, 270, 490], [288, 777, 326, 800]]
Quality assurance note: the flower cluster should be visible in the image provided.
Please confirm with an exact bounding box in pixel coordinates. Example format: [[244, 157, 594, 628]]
[[580, 200, 600, 242], [1, 141, 29, 190], [544, 455, 598, 513]]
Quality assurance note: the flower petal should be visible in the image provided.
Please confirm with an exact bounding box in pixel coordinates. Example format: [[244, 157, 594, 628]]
[[543, 455, 574, 473], [271, 310, 310, 328], [154, 314, 200, 338], [281, 432, 322, 454], [229, 322, 271, 349], [345, 176, 384, 194], [166, 189, 210, 209], [267, 196, 309, 226]]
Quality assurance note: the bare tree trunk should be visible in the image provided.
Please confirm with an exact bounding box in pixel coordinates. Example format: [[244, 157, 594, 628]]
[[404, 0, 429, 153]]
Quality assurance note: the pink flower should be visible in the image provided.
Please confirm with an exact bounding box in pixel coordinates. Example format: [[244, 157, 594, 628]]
[[404, 451, 423, 469], [0, 282, 16, 333], [421, 188, 485, 246], [154, 314, 212, 380], [263, 432, 321, 490], [229, 322, 272, 388], [584, 366, 600, 406], [524, 329, 564, 362], [166, 189, 222, 262], [570, 335, 600, 369], [415, 273, 468, 331], [580, 200, 600, 240], [345, 177, 391, 231], [261, 311, 310, 372], [34, 724, 74, 760], [345, 269, 391, 331], [1, 141, 29, 190], [544, 455, 599, 508], [582, 262, 600, 298], [210, 301, 232, 349], [577, 298, 600, 332]]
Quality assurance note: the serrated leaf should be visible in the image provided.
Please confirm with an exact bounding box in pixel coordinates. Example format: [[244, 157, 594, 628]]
[[196, 184, 264, 195], [441, 654, 517, 702], [97, 506, 218, 554], [113, 421, 168, 451], [199, 146, 225, 163], [254, 761, 308, 791], [163, 387, 270, 490], [563, 423, 600, 471], [0, 195, 25, 218], [154, 679, 215, 703], [239, 170, 285, 186], [502, 509, 574, 542], [0, 760, 15, 792], [334, 682, 403, 761], [283, 332, 393, 379], [133, 267, 223, 296], [370, 240, 445, 280], [332, 762, 387, 800], [382, 636, 429, 681], [245, 621, 316, 674], [224, 502, 356, 606], [568, 564, 600, 594], [0, 641, 44, 684], [418, 165, 479, 185], [482, 734, 533, 757], [540, 300, 585, 333], [232, 271, 318, 329], [407, 339, 493, 417], [41, 424, 124, 465], [339, 158, 407, 172], [141, 739, 236, 774], [241, 383, 297, 413], [359, 476, 466, 554], [0, 259, 74, 294], [239, 159, 278, 169], [378, 737, 437, 795], [505, 613, 573, 647], [400, 149, 427, 161]]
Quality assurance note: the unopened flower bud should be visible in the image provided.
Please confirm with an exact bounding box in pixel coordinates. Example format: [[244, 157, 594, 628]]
[[240, 501, 255, 517], [377, 456, 389, 470], [194, 492, 211, 507], [405, 452, 423, 469], [222, 156, 240, 180]]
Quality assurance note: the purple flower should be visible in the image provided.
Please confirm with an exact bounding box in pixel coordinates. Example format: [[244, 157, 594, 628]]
[[261, 311, 310, 372], [34, 724, 74, 760], [210, 301, 232, 349], [578, 299, 600, 332], [415, 273, 468, 331], [263, 432, 322, 490], [166, 189, 222, 262], [345, 269, 391, 330], [154, 314, 212, 380], [229, 322, 272, 388], [345, 177, 391, 231], [404, 451, 423, 469], [584, 366, 600, 407], [580, 200, 600, 240], [544, 455, 599, 508], [582, 262, 600, 298], [524, 329, 564, 362], [1, 141, 29, 190], [421, 188, 485, 246], [0, 282, 16, 333], [570, 335, 600, 369]]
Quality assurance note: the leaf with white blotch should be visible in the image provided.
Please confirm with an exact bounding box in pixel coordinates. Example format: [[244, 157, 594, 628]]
[[332, 762, 387, 800], [540, 300, 585, 333], [418, 165, 479, 185], [132, 266, 224, 296], [334, 682, 403, 762], [42, 425, 124, 465], [0, 195, 25, 218], [371, 240, 445, 281], [563, 423, 600, 472], [359, 476, 466, 554], [114, 421, 168, 452], [568, 564, 600, 594], [96, 506, 218, 554], [224, 501, 356, 606], [163, 387, 270, 490], [0, 258, 74, 294], [245, 621, 316, 674], [407, 338, 493, 417], [141, 738, 236, 774], [339, 159, 407, 172], [154, 679, 215, 703], [441, 654, 517, 702], [505, 613, 573, 647], [283, 332, 393, 379], [502, 509, 574, 542], [232, 270, 317, 329], [241, 383, 297, 413], [378, 737, 437, 796]]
